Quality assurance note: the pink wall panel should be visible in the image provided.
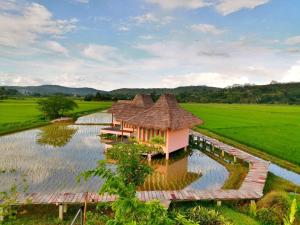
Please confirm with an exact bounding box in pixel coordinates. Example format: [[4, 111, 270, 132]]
[[166, 128, 189, 153]]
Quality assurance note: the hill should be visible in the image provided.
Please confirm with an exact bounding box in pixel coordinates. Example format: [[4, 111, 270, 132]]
[[3, 85, 104, 96], [2, 82, 300, 104]]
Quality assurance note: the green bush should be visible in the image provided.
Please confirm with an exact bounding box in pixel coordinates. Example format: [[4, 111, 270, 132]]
[[283, 198, 297, 225], [86, 211, 108, 225], [256, 208, 281, 225], [185, 206, 233, 225], [257, 191, 290, 219], [80, 143, 173, 225], [150, 136, 165, 145]]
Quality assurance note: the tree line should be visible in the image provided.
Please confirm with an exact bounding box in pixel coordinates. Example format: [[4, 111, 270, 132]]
[[84, 82, 300, 104], [2, 82, 300, 104]]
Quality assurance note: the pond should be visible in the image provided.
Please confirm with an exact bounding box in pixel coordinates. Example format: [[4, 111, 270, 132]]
[[1, 112, 299, 195], [0, 114, 229, 193]]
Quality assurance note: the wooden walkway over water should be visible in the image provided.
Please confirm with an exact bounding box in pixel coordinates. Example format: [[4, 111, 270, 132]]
[[15, 131, 269, 205]]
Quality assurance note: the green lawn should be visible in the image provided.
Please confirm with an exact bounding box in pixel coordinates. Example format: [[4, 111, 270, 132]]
[[0, 98, 112, 135], [182, 103, 300, 166], [219, 207, 261, 225]]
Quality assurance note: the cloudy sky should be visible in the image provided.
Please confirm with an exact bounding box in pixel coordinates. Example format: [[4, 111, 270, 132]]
[[0, 0, 300, 90]]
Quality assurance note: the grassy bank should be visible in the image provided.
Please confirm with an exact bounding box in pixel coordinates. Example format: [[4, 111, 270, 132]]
[[182, 103, 300, 172], [0, 98, 112, 135]]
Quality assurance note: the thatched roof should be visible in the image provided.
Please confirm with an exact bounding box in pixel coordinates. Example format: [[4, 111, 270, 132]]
[[107, 94, 154, 121], [131, 94, 154, 108], [126, 94, 203, 130]]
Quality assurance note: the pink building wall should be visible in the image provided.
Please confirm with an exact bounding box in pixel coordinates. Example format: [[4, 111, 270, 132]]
[[166, 128, 189, 153]]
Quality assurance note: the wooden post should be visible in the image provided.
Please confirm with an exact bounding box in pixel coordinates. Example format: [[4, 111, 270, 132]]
[[111, 113, 113, 127], [59, 204, 64, 221], [166, 152, 169, 160], [184, 146, 188, 151], [217, 200, 222, 207], [160, 200, 171, 209], [84, 193, 88, 224], [147, 154, 152, 162], [121, 121, 124, 142], [137, 127, 140, 142], [221, 150, 225, 157], [233, 156, 237, 163]]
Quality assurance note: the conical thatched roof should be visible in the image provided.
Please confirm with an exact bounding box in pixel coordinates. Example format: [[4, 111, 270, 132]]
[[126, 94, 203, 130], [107, 94, 154, 121], [131, 94, 154, 108]]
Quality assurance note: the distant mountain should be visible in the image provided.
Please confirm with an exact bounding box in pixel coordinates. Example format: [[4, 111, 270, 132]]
[[4, 85, 105, 96], [3, 82, 300, 104]]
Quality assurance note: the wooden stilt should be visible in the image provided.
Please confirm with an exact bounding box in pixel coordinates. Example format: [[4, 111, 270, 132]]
[[84, 194, 88, 224], [121, 121, 124, 142], [147, 154, 152, 162], [233, 156, 237, 163], [217, 200, 222, 207], [160, 200, 171, 209], [59, 204, 64, 221], [166, 152, 169, 160], [184, 146, 188, 151], [221, 150, 225, 157]]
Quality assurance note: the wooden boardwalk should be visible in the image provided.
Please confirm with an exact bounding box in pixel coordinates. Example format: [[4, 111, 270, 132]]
[[15, 131, 269, 204]]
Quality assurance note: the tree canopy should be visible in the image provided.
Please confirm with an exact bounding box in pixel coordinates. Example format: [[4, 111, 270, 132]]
[[37, 95, 78, 119]]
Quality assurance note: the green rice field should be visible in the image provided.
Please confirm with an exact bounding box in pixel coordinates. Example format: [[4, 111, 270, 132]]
[[0, 98, 112, 135], [182, 103, 300, 166]]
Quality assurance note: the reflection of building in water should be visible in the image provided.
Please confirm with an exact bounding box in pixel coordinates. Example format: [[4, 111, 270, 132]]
[[139, 155, 201, 191], [37, 124, 78, 147]]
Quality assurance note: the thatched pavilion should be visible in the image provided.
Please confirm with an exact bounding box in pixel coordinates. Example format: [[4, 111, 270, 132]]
[[125, 94, 203, 159], [101, 94, 154, 137]]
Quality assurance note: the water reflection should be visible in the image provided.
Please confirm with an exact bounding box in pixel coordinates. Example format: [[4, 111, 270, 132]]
[[0, 125, 105, 193], [75, 112, 112, 124], [139, 150, 229, 191], [139, 155, 201, 191], [0, 122, 229, 193], [37, 124, 78, 147]]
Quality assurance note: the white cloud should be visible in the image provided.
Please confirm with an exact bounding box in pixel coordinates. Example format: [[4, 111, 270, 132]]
[[118, 26, 130, 32], [145, 0, 270, 15], [0, 0, 20, 10], [282, 61, 300, 83], [191, 23, 224, 35], [161, 73, 249, 88], [0, 2, 77, 47], [285, 36, 300, 45], [74, 0, 89, 3], [83, 44, 119, 63], [0, 74, 45, 86], [131, 13, 173, 26], [139, 35, 154, 40], [215, 0, 270, 16], [144, 0, 208, 9], [44, 41, 68, 55]]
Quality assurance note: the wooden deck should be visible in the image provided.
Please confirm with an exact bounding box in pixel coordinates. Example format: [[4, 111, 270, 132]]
[[15, 130, 269, 204], [100, 127, 133, 137]]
